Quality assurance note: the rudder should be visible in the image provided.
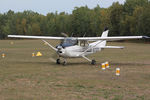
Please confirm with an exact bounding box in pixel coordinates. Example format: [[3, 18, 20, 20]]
[[100, 27, 109, 46]]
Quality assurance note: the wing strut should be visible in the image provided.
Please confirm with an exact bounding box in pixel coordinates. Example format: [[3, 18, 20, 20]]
[[42, 40, 57, 51], [80, 40, 104, 56], [82, 56, 92, 62]]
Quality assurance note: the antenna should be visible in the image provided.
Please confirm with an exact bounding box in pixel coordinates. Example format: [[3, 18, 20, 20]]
[[61, 32, 68, 37], [71, 33, 74, 37], [83, 32, 86, 37]]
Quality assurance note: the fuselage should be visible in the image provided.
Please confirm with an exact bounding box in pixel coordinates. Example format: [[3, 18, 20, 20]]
[[57, 45, 102, 58], [56, 37, 103, 58]]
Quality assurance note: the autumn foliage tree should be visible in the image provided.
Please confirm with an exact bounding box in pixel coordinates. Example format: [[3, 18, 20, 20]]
[[0, 0, 150, 39]]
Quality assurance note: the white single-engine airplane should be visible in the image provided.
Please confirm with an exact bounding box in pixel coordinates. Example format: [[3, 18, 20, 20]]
[[8, 28, 149, 65]]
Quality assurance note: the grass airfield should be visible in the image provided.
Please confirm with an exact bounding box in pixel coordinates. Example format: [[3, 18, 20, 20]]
[[0, 40, 150, 100]]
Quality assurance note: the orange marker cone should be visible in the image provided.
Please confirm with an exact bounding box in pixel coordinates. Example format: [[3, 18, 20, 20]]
[[32, 53, 35, 57], [101, 63, 106, 70], [116, 68, 120, 76], [105, 61, 110, 68], [2, 53, 5, 58]]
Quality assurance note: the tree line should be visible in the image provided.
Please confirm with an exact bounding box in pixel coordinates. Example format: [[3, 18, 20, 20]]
[[0, 0, 150, 39]]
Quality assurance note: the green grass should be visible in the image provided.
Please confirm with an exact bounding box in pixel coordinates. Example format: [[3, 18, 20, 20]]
[[0, 40, 150, 100]]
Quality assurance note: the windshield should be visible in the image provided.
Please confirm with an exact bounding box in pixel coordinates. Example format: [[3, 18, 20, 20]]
[[61, 38, 78, 48], [64, 38, 77, 44]]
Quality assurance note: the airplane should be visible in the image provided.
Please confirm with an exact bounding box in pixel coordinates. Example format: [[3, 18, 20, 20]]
[[8, 28, 149, 65]]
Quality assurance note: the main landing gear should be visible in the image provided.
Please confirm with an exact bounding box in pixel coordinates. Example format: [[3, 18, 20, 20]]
[[56, 56, 96, 65], [62, 60, 67, 66], [82, 56, 96, 65], [91, 59, 96, 65]]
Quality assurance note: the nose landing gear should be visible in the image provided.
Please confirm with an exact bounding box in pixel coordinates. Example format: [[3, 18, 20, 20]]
[[56, 58, 67, 66], [56, 59, 61, 64], [82, 56, 96, 65]]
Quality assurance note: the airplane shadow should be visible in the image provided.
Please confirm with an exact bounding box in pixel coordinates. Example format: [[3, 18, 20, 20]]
[[12, 61, 52, 66], [10, 61, 150, 67], [12, 61, 90, 67]]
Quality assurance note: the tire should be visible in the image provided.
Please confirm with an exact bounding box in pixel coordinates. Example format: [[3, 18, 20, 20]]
[[56, 59, 60, 64], [63, 61, 67, 66], [91, 60, 96, 65]]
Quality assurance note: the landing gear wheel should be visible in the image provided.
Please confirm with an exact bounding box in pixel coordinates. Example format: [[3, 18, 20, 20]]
[[56, 59, 60, 64], [91, 60, 96, 65], [63, 61, 67, 66]]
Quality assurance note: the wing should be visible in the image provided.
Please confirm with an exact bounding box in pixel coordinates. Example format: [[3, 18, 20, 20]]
[[76, 36, 149, 41], [8, 35, 65, 40], [42, 40, 57, 51], [8, 35, 149, 41]]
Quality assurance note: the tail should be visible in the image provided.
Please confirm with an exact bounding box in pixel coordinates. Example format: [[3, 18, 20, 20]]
[[89, 27, 109, 47], [100, 27, 109, 46]]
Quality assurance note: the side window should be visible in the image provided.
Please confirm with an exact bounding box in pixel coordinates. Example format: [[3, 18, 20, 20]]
[[80, 41, 89, 47]]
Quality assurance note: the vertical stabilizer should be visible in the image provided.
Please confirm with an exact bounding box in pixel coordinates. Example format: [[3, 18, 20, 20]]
[[89, 27, 109, 47], [101, 27, 109, 37], [100, 27, 109, 46]]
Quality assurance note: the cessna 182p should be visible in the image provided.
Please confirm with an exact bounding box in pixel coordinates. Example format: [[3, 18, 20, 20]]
[[8, 28, 149, 65]]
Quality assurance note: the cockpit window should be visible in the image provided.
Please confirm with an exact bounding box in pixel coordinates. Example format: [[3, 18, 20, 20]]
[[64, 38, 77, 45], [61, 38, 78, 48]]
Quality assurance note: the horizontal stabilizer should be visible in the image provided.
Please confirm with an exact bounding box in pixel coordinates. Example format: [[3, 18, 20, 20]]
[[101, 46, 124, 49]]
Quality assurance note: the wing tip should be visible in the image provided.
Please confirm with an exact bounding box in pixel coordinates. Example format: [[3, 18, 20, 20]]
[[142, 36, 150, 39], [8, 35, 12, 37]]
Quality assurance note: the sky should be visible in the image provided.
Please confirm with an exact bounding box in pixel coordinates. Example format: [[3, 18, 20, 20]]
[[0, 0, 125, 15]]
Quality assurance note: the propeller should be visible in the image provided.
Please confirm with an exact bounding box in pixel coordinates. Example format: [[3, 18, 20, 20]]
[[43, 32, 69, 63], [61, 32, 69, 37], [71, 33, 74, 37], [56, 45, 64, 54]]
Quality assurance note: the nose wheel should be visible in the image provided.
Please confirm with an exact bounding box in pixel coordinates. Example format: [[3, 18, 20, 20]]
[[56, 58, 67, 65], [56, 59, 61, 64]]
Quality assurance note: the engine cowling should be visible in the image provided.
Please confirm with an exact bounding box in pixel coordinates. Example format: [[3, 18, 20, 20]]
[[56, 45, 64, 54]]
